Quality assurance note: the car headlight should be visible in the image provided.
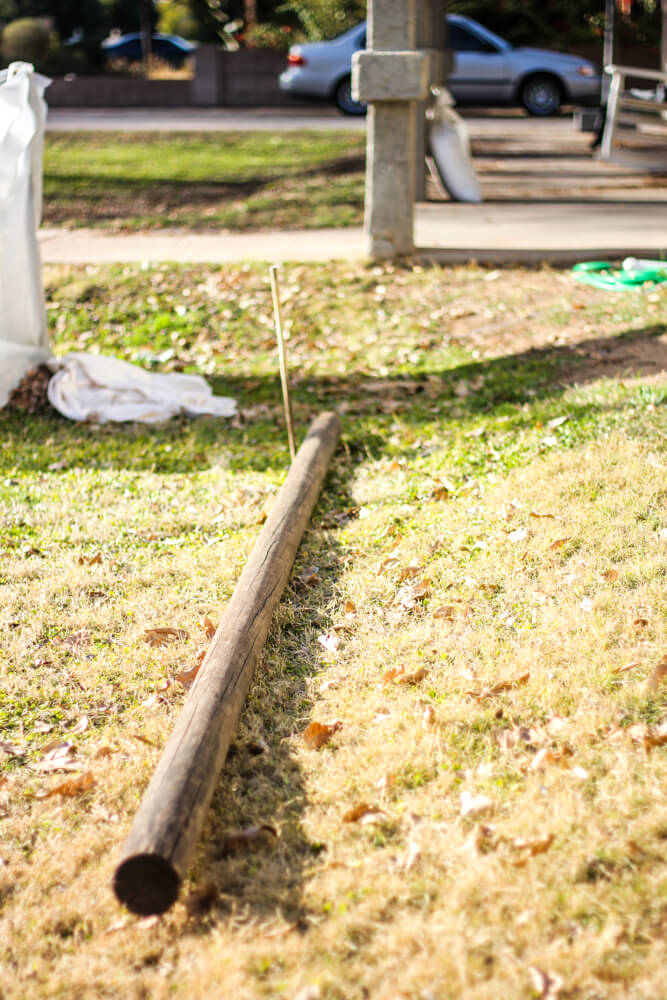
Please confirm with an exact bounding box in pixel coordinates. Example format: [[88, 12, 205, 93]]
[[577, 66, 595, 77]]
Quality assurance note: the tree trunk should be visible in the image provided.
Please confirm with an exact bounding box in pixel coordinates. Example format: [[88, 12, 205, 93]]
[[140, 0, 153, 65], [244, 0, 258, 30]]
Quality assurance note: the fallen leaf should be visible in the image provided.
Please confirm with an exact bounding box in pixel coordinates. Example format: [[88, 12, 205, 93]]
[[218, 824, 277, 855], [528, 746, 574, 771], [633, 617, 649, 628], [378, 553, 401, 575], [510, 833, 555, 865], [644, 722, 667, 753], [433, 605, 457, 621], [467, 672, 530, 701], [601, 569, 619, 582], [200, 617, 217, 640], [32, 741, 78, 773], [35, 771, 95, 799], [318, 632, 340, 655], [342, 802, 385, 824], [303, 720, 341, 750], [0, 740, 23, 756], [296, 566, 321, 587], [60, 629, 91, 651], [344, 600, 356, 614], [580, 596, 593, 613], [71, 716, 89, 735], [508, 527, 529, 543], [529, 511, 555, 520], [78, 551, 102, 566], [32, 721, 53, 735], [398, 562, 422, 582], [547, 415, 569, 430], [460, 791, 494, 819], [430, 479, 453, 501], [647, 655, 667, 692], [528, 967, 563, 1000], [105, 917, 130, 935], [93, 745, 117, 759], [422, 704, 437, 728], [131, 733, 159, 748], [399, 578, 431, 609], [176, 649, 207, 687], [614, 660, 641, 675], [397, 666, 429, 685], [144, 627, 189, 646], [402, 839, 421, 871], [549, 537, 570, 551]]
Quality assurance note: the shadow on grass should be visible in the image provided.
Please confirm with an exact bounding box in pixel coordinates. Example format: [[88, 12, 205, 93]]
[[1, 323, 663, 477]]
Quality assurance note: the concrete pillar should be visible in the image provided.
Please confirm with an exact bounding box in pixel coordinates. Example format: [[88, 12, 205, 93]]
[[353, 0, 448, 259]]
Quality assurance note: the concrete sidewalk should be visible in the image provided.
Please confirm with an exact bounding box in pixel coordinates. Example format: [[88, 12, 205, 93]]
[[38, 198, 666, 267]]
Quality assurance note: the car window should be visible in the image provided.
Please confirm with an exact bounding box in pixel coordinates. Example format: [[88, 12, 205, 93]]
[[448, 24, 499, 54]]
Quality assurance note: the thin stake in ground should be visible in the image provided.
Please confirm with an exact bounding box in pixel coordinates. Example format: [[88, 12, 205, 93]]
[[269, 264, 297, 461]]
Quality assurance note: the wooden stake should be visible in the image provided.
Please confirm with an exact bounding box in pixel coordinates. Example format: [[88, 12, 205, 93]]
[[113, 412, 341, 916], [269, 264, 297, 461]]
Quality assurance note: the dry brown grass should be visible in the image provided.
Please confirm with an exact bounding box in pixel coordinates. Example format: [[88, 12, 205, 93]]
[[0, 263, 665, 999]]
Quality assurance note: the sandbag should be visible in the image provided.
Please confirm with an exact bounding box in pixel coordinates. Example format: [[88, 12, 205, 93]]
[[428, 88, 482, 204], [0, 62, 50, 352]]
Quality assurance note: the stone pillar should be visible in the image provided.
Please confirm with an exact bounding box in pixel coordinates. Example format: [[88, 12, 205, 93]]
[[353, 0, 448, 259]]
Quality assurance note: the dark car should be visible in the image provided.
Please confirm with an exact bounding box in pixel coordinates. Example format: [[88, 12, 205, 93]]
[[101, 33, 196, 68]]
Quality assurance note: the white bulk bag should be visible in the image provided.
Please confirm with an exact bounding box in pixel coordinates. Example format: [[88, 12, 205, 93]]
[[0, 61, 51, 390], [428, 88, 482, 204]]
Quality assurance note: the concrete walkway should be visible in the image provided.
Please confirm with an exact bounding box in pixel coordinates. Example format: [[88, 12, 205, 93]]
[[38, 198, 666, 267]]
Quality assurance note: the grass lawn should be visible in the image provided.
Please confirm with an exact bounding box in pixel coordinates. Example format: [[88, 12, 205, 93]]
[[42, 131, 365, 232], [0, 260, 665, 999]]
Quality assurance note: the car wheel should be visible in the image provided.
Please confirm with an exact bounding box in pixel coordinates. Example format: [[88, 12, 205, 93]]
[[519, 74, 562, 116], [335, 76, 366, 116]]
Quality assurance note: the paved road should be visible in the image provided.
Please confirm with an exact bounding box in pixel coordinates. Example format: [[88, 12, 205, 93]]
[[45, 106, 368, 131]]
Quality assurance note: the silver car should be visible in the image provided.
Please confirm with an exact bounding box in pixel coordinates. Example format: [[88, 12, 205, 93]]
[[279, 15, 600, 116]]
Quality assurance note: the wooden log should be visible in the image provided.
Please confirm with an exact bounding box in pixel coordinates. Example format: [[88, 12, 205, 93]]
[[113, 412, 341, 915]]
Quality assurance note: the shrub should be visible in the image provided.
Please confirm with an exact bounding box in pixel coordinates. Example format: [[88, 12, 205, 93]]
[[1, 17, 51, 67], [278, 0, 366, 41], [242, 22, 300, 50]]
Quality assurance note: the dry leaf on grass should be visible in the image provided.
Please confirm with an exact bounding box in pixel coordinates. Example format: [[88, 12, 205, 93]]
[[528, 967, 563, 1000], [31, 741, 78, 773], [144, 627, 189, 647], [644, 722, 667, 753], [218, 824, 277, 855], [0, 740, 23, 756], [614, 660, 641, 675], [633, 617, 649, 628], [344, 600, 356, 614], [430, 479, 454, 501], [378, 552, 401, 575], [296, 566, 321, 587], [383, 666, 429, 686], [529, 511, 555, 520], [549, 537, 570, 551], [398, 562, 422, 582], [35, 771, 95, 799], [93, 745, 117, 759], [71, 716, 89, 735], [422, 704, 437, 728], [399, 578, 431, 609], [467, 672, 530, 701], [59, 629, 91, 651], [460, 791, 494, 819], [78, 551, 102, 566], [601, 568, 619, 582], [303, 720, 342, 750], [528, 745, 574, 771], [510, 833, 555, 866], [318, 632, 340, 655], [176, 648, 207, 687], [200, 616, 217, 640], [647, 654, 667, 692], [342, 802, 385, 824]]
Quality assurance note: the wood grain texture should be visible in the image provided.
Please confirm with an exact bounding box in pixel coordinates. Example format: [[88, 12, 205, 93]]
[[114, 412, 341, 914]]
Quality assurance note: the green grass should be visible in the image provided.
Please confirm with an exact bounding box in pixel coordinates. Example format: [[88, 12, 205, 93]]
[[42, 131, 366, 231]]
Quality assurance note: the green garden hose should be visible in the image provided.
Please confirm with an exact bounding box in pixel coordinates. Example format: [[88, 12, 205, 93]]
[[572, 258, 667, 291]]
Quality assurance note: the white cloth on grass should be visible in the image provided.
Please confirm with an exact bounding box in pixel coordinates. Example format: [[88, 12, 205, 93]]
[[46, 353, 237, 423]]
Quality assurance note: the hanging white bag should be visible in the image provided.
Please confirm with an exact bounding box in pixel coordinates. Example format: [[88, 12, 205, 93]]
[[0, 61, 51, 399], [428, 87, 482, 204]]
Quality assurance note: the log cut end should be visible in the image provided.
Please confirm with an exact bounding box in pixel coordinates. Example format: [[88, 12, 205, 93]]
[[113, 853, 181, 915]]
